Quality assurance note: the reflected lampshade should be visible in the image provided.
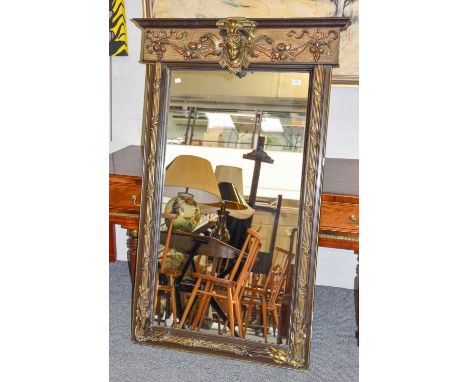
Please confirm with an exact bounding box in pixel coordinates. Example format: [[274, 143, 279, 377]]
[[215, 165, 245, 195], [163, 155, 221, 232], [214, 165, 255, 219], [164, 155, 221, 203], [217, 182, 248, 210]]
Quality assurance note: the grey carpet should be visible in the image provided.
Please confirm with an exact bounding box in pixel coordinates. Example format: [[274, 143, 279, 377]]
[[110, 261, 358, 381]]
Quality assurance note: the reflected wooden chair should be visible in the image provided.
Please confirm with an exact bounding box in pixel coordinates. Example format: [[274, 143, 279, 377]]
[[178, 228, 262, 337], [153, 213, 179, 326], [190, 252, 231, 331], [240, 246, 294, 342]]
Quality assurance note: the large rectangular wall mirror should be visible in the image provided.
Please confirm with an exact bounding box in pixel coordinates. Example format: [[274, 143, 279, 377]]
[[157, 69, 307, 345], [131, 17, 349, 369]]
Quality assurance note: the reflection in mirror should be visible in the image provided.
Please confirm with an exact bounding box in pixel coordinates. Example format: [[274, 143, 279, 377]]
[[154, 70, 309, 345]]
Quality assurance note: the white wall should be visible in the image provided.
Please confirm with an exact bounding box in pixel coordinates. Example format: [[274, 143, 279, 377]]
[[110, 0, 359, 289], [109, 0, 145, 154], [327, 86, 359, 159]]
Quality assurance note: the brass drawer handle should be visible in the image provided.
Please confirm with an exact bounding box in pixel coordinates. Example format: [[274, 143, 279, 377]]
[[130, 195, 141, 207], [349, 214, 359, 228]]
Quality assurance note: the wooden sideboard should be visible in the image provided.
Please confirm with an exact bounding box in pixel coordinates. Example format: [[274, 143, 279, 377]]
[[109, 146, 142, 281], [110, 145, 359, 276], [320, 158, 359, 251]]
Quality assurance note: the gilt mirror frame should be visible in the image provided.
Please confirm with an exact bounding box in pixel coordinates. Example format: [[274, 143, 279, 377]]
[[131, 16, 350, 370]]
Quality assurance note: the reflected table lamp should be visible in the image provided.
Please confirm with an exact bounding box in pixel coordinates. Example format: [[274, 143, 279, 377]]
[[164, 155, 221, 232], [214, 165, 255, 220], [209, 182, 248, 243]]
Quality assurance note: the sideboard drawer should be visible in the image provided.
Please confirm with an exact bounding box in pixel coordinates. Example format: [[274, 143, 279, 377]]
[[110, 179, 142, 213], [320, 195, 359, 233]]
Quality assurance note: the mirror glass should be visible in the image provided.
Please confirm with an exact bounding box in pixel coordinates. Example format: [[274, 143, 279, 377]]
[[154, 70, 309, 345]]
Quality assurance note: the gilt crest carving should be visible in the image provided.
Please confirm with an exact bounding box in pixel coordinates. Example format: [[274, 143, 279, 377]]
[[214, 17, 265, 73]]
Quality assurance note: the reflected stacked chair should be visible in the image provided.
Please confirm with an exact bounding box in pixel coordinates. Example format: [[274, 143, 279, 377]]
[[178, 228, 262, 337], [241, 246, 294, 342]]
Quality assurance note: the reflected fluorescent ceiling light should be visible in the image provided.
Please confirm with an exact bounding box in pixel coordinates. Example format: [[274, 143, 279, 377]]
[[206, 112, 235, 129], [261, 117, 283, 133], [174, 78, 182, 83], [291, 79, 301, 86]]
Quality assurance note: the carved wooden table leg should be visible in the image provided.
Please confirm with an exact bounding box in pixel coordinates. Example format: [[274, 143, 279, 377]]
[[354, 250, 359, 345], [127, 229, 138, 286], [109, 223, 116, 263]]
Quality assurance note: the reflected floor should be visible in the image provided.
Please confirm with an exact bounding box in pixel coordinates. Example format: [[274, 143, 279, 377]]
[[155, 312, 285, 345]]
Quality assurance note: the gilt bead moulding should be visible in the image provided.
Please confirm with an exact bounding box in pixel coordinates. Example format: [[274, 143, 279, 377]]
[[130, 17, 350, 370]]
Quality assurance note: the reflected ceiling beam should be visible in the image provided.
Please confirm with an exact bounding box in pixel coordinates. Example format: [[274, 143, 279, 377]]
[[170, 97, 307, 113]]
